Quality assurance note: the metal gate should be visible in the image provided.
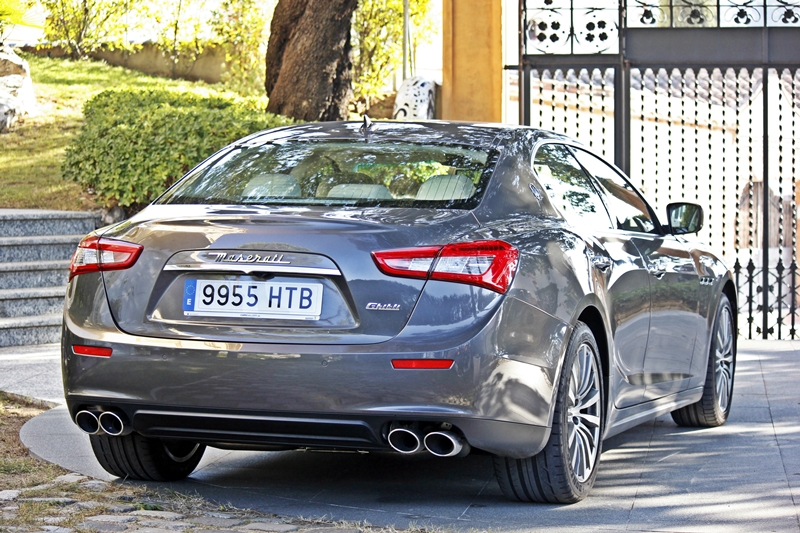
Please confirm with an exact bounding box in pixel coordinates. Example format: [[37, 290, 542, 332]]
[[516, 1, 800, 339]]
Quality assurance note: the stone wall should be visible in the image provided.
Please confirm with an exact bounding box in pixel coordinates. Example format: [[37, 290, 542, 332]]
[[22, 43, 227, 84]]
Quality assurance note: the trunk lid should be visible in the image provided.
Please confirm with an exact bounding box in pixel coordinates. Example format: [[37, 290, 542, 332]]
[[101, 205, 482, 344]]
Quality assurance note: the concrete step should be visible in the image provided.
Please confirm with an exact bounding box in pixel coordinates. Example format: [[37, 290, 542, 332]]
[[0, 234, 82, 263], [0, 209, 99, 238], [0, 314, 61, 347], [0, 286, 66, 318], [0, 260, 70, 290]]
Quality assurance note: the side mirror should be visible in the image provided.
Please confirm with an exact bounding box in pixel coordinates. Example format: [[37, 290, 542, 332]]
[[667, 202, 703, 235]]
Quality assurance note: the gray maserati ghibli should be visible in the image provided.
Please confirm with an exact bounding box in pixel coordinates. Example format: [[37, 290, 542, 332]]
[[62, 120, 736, 503]]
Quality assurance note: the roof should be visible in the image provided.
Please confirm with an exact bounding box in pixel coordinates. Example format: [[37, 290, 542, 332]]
[[240, 120, 566, 151]]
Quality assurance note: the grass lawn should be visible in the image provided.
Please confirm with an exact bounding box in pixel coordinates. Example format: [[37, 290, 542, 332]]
[[0, 53, 219, 211]]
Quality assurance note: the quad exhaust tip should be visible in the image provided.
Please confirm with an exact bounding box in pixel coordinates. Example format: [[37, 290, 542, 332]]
[[75, 410, 100, 435], [424, 431, 470, 458], [387, 425, 470, 457], [75, 410, 132, 436], [387, 427, 423, 454], [98, 411, 130, 436]]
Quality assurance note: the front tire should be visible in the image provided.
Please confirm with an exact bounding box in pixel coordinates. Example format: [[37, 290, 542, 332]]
[[90, 433, 205, 481], [671, 293, 736, 427], [494, 322, 604, 503]]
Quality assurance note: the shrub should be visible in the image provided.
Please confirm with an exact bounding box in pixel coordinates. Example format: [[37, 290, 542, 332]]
[[64, 88, 294, 208]]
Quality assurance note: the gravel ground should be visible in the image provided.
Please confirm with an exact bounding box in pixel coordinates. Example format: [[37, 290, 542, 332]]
[[0, 392, 438, 533]]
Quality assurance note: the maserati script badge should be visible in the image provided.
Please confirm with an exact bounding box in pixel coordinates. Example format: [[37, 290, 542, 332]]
[[209, 252, 291, 264]]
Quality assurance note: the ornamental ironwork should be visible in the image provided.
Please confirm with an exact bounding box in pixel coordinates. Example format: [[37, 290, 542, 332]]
[[525, 1, 620, 54], [523, 0, 800, 56], [628, 0, 800, 28]]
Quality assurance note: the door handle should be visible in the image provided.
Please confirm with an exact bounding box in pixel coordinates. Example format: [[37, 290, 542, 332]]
[[590, 256, 612, 272]]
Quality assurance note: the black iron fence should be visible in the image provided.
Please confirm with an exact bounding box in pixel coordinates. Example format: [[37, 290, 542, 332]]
[[516, 1, 800, 339]]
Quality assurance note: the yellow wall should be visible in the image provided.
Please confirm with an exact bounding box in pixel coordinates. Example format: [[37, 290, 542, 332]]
[[442, 0, 503, 122]]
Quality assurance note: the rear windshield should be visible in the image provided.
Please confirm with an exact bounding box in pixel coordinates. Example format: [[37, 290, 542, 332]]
[[157, 141, 495, 209]]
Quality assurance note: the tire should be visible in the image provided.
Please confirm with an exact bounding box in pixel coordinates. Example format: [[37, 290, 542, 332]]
[[671, 294, 736, 427], [90, 433, 205, 481], [494, 322, 604, 503]]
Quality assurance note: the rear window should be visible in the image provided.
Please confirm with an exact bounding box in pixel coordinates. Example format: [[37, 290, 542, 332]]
[[158, 141, 495, 209]]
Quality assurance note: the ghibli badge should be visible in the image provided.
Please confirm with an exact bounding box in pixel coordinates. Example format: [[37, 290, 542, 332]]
[[366, 302, 401, 311]]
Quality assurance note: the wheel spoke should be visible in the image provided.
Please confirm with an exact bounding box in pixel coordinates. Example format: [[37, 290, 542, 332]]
[[577, 413, 601, 428], [578, 388, 600, 409], [576, 425, 597, 473]]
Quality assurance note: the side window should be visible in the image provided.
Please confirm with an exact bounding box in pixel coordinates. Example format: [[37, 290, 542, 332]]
[[572, 148, 658, 234], [533, 143, 613, 229]]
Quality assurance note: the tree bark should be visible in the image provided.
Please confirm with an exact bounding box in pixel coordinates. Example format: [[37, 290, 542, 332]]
[[265, 0, 357, 121]]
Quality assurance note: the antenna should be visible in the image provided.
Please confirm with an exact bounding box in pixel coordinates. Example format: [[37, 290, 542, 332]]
[[359, 115, 374, 140]]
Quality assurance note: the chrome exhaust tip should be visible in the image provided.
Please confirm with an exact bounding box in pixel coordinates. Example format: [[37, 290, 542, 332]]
[[424, 431, 470, 458], [387, 427, 423, 454], [98, 411, 130, 436], [75, 410, 100, 435]]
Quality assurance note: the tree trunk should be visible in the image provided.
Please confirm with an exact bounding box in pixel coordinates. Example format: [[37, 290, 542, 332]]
[[265, 0, 357, 121]]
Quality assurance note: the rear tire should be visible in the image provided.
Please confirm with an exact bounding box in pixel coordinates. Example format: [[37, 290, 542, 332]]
[[89, 433, 205, 481], [494, 322, 604, 503], [671, 294, 736, 427]]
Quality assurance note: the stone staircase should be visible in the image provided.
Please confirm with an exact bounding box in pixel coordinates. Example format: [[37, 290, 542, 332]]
[[0, 210, 100, 347]]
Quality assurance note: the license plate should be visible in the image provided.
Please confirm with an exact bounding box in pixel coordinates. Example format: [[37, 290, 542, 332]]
[[182, 279, 323, 320]]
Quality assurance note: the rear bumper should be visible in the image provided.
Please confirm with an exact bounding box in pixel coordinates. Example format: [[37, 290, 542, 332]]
[[64, 396, 550, 457], [62, 281, 566, 458]]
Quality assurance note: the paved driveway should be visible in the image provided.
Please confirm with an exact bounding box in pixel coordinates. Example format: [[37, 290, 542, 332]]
[[15, 340, 800, 532]]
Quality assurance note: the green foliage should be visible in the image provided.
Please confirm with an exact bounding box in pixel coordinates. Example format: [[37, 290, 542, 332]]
[[38, 0, 274, 94], [40, 0, 139, 59], [0, 0, 32, 39], [63, 88, 294, 208], [146, 0, 211, 79], [0, 52, 215, 211], [210, 0, 272, 96], [352, 0, 433, 106]]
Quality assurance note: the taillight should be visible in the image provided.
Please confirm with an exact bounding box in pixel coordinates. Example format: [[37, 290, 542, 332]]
[[370, 245, 441, 279], [69, 235, 143, 281], [372, 240, 518, 294]]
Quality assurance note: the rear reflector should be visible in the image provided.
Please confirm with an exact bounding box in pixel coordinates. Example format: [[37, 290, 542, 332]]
[[392, 359, 454, 369], [69, 235, 143, 281], [72, 345, 113, 357], [372, 240, 518, 293]]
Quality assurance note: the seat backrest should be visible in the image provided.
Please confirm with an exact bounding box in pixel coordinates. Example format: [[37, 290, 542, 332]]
[[415, 174, 476, 201], [242, 174, 301, 199], [327, 184, 393, 200]]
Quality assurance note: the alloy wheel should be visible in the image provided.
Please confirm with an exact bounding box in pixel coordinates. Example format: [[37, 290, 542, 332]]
[[566, 342, 602, 483], [715, 305, 735, 412]]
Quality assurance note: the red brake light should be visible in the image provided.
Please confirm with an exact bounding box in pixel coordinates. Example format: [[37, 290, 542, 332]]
[[391, 359, 454, 369], [72, 345, 113, 357], [370, 246, 441, 279], [69, 236, 143, 281], [372, 240, 518, 294]]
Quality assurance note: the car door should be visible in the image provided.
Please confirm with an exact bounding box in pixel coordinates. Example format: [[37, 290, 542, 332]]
[[533, 143, 652, 408], [571, 148, 701, 401]]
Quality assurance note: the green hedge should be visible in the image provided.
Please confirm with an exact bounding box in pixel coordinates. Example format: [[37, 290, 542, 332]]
[[64, 88, 294, 208]]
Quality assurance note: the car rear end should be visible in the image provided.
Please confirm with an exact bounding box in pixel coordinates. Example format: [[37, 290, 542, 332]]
[[62, 122, 555, 460]]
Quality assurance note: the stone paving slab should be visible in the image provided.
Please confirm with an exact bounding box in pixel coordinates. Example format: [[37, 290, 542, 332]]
[[0, 343, 63, 404], [10, 340, 800, 532]]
